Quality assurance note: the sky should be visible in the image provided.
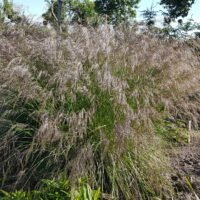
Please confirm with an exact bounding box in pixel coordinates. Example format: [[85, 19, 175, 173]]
[[1, 0, 200, 22]]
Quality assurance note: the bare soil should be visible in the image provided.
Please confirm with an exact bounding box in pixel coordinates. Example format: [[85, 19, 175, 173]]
[[171, 132, 200, 200]]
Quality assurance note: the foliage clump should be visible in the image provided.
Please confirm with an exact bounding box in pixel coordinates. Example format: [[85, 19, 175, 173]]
[[0, 21, 200, 199], [0, 179, 101, 200]]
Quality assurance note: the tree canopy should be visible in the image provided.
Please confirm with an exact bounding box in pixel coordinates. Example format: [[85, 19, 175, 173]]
[[160, 0, 196, 18], [42, 0, 98, 27], [42, 0, 140, 26], [94, 0, 140, 24], [1, 0, 21, 23], [69, 0, 97, 25], [42, 0, 198, 28], [42, 0, 68, 27]]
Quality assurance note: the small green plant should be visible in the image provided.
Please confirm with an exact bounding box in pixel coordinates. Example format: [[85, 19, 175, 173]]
[[64, 92, 91, 113], [0, 190, 29, 200], [0, 179, 101, 200], [72, 179, 101, 200], [154, 119, 188, 144]]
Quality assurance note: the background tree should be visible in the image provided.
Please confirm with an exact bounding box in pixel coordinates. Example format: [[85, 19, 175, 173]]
[[42, 0, 97, 27], [94, 0, 140, 25], [0, 3, 4, 22], [160, 0, 195, 19], [2, 0, 21, 23], [141, 4, 157, 27], [42, 0, 68, 28], [69, 0, 97, 25]]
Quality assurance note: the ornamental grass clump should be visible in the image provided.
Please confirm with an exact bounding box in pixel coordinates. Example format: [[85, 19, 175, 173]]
[[0, 22, 200, 199]]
